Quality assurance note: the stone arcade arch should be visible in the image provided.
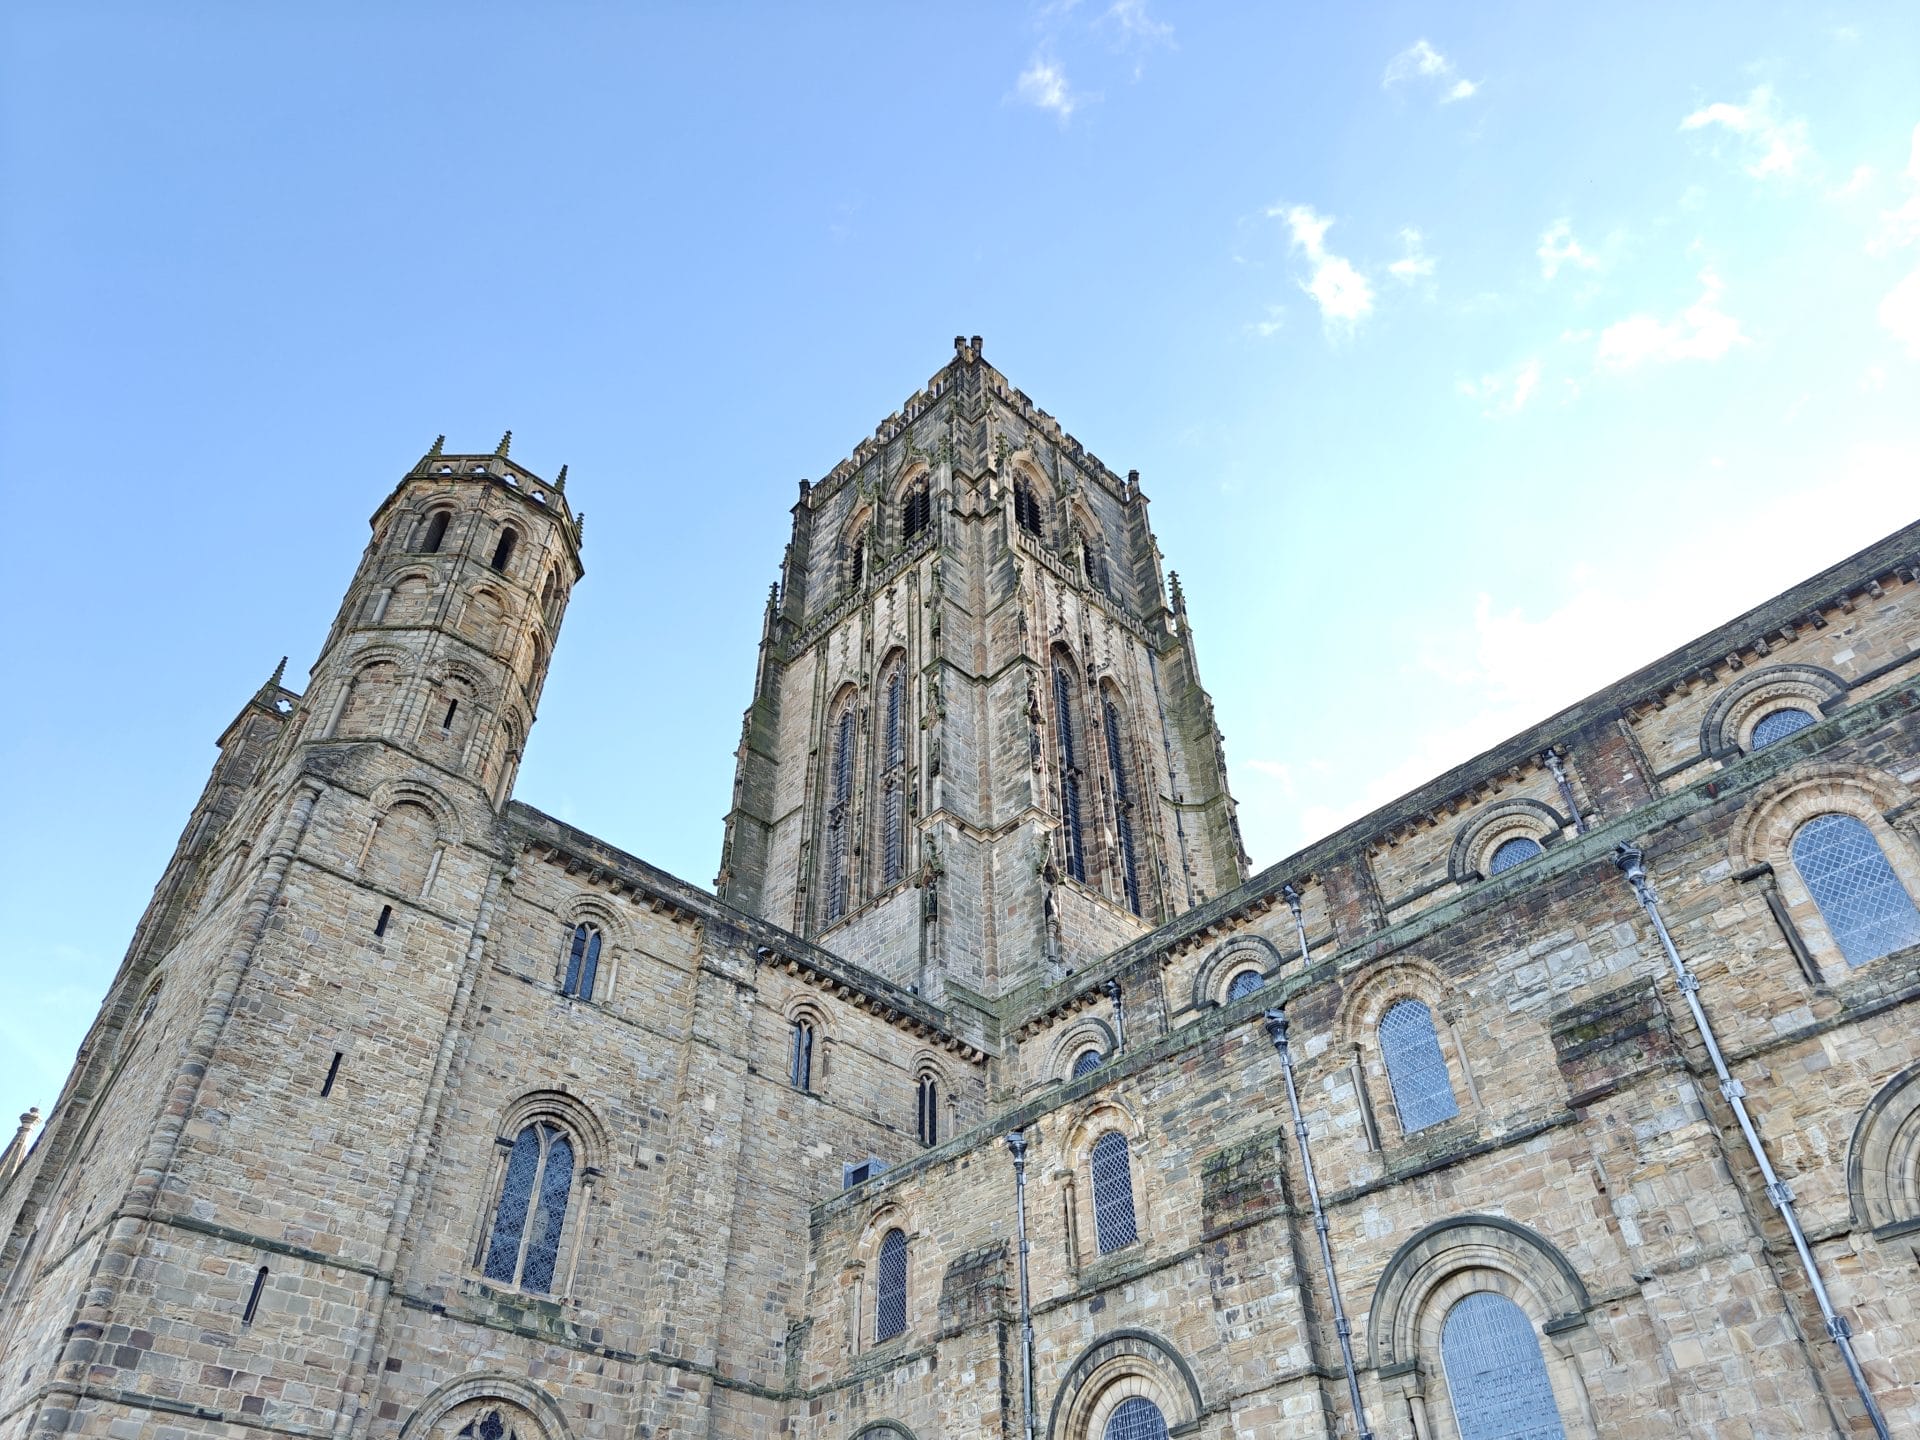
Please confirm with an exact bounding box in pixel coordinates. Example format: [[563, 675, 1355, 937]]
[[1046, 1327, 1203, 1440]]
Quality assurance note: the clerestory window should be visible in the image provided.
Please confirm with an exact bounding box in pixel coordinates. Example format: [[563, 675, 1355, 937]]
[[1792, 813, 1920, 967], [874, 1228, 908, 1342], [1090, 1130, 1139, 1254], [561, 923, 602, 1001], [1380, 998, 1460, 1134]]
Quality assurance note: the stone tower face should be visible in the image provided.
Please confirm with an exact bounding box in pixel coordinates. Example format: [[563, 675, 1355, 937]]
[[718, 339, 1247, 999]]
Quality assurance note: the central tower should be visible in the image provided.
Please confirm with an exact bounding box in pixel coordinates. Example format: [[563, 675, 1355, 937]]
[[719, 338, 1246, 1000]]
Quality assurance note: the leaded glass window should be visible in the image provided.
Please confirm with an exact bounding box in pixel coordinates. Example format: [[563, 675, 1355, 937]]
[[1103, 698, 1141, 914], [1792, 813, 1920, 967], [791, 1019, 815, 1091], [1441, 1292, 1567, 1440], [455, 1409, 518, 1440], [915, 1074, 938, 1146], [1054, 663, 1086, 882], [1073, 1048, 1104, 1078], [1751, 706, 1816, 750], [562, 923, 601, 1000], [1227, 968, 1264, 1002], [1488, 836, 1543, 875], [1090, 1130, 1138, 1254], [874, 1228, 908, 1341], [480, 1121, 575, 1293], [1380, 999, 1459, 1134], [1104, 1397, 1169, 1440]]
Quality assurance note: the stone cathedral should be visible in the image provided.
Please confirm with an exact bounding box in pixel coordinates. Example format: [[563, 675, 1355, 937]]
[[3, 339, 1919, 1440]]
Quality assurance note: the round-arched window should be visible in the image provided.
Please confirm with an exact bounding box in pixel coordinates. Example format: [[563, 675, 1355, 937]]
[[1226, 968, 1265, 1002], [1487, 836, 1544, 875], [1441, 1291, 1567, 1440], [1072, 1048, 1104, 1078], [1792, 812, 1920, 967], [1750, 706, 1816, 750], [1103, 1397, 1169, 1440]]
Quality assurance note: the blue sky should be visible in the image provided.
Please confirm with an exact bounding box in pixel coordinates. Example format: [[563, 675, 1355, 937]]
[[3, 3, 1917, 1122]]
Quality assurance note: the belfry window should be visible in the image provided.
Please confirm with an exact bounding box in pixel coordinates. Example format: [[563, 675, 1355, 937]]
[[790, 1018, 815, 1091], [874, 1227, 908, 1342], [480, 1121, 575, 1293], [824, 703, 856, 923], [1054, 662, 1087, 883], [490, 527, 518, 573], [1487, 836, 1543, 875], [881, 661, 907, 887], [915, 1073, 939, 1146], [1792, 813, 1920, 967], [561, 923, 602, 1001], [1090, 1130, 1138, 1253], [1441, 1291, 1568, 1440], [1013, 479, 1043, 536], [1380, 998, 1459, 1133], [902, 481, 931, 541], [849, 538, 865, 590], [1751, 706, 1816, 750], [418, 511, 451, 554], [1104, 1399, 1170, 1440], [1103, 697, 1141, 913]]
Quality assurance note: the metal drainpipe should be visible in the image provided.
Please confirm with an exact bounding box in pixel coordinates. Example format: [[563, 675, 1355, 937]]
[[1282, 883, 1310, 965], [1264, 1009, 1375, 1440], [1614, 843, 1890, 1440], [1542, 749, 1589, 835], [1104, 978, 1126, 1053], [1006, 1131, 1039, 1440]]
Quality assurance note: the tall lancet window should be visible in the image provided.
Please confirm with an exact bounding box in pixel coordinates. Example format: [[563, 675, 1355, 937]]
[[880, 660, 907, 887], [1054, 661, 1087, 883], [481, 1121, 575, 1294], [824, 700, 856, 923], [902, 480, 931, 541], [1103, 695, 1141, 915]]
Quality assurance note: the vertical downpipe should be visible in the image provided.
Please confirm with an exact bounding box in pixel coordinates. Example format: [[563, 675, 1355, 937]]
[[1006, 1131, 1038, 1440]]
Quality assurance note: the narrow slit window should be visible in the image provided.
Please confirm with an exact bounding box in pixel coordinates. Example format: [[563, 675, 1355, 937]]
[[823, 704, 856, 922], [441, 699, 459, 733], [849, 538, 865, 589], [320, 1051, 343, 1097], [1054, 663, 1086, 882], [243, 1266, 268, 1326], [915, 1074, 939, 1146], [490, 527, 518, 573], [374, 904, 392, 936], [561, 923, 602, 1000], [790, 1019, 815, 1091]]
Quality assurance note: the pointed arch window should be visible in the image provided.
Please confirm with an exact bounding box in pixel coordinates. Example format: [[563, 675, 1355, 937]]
[[915, 1073, 939, 1146], [790, 1018, 816, 1091], [1792, 813, 1920, 966], [417, 510, 451, 554], [1090, 1130, 1138, 1254], [1013, 479, 1043, 536], [1104, 1398, 1170, 1440], [1054, 662, 1087, 883], [1751, 706, 1816, 749], [880, 662, 907, 887], [1103, 696, 1141, 913], [561, 923, 601, 1000], [874, 1228, 909, 1342], [902, 481, 931, 541], [1380, 999, 1459, 1134], [480, 1121, 575, 1293], [824, 702, 856, 923], [1441, 1291, 1568, 1440]]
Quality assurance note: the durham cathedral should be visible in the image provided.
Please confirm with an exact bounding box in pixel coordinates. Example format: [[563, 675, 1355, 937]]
[[4, 338, 1919, 1440]]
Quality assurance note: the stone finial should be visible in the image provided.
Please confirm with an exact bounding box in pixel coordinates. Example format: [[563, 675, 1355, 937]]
[[268, 656, 288, 689], [954, 335, 967, 354], [1168, 571, 1186, 613], [495, 430, 513, 458], [428, 435, 445, 456], [971, 335, 983, 355], [0, 1107, 41, 1179], [553, 464, 568, 492]]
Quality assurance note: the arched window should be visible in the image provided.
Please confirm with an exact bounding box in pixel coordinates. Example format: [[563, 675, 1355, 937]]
[[1073, 1047, 1104, 1078], [1380, 998, 1459, 1133], [915, 1073, 939, 1146], [1751, 706, 1816, 750], [1487, 836, 1544, 875], [417, 510, 451, 554], [455, 1411, 518, 1440], [902, 481, 931, 540], [490, 527, 518, 573], [1102, 696, 1141, 914], [1082, 537, 1111, 595], [824, 701, 856, 922], [881, 662, 907, 887], [1090, 1130, 1138, 1254], [561, 923, 601, 1000], [1792, 813, 1920, 967], [1104, 1398, 1170, 1440], [874, 1227, 908, 1342], [481, 1121, 575, 1293], [1013, 478, 1043, 536], [790, 1018, 815, 1091], [1054, 661, 1087, 883], [539, 569, 560, 627], [1227, 968, 1264, 1002], [1441, 1292, 1568, 1440], [849, 537, 865, 590]]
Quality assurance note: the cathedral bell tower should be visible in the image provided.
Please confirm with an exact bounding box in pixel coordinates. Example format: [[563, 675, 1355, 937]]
[[718, 339, 1247, 1001]]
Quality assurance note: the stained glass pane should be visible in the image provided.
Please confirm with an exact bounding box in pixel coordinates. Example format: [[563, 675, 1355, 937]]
[[1227, 969, 1264, 1002], [1442, 1292, 1567, 1440], [875, 1228, 909, 1341], [579, 931, 600, 1001], [1091, 1131, 1138, 1254], [1793, 813, 1920, 967], [1488, 836, 1543, 875], [1104, 1397, 1169, 1440], [520, 1129, 573, 1294], [1751, 706, 1815, 749], [482, 1126, 540, 1282], [1073, 1048, 1104, 1078], [1380, 999, 1459, 1133]]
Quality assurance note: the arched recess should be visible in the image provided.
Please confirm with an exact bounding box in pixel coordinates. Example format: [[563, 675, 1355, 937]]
[[1447, 798, 1569, 883], [1340, 958, 1478, 1140], [398, 1375, 570, 1440], [1847, 1062, 1920, 1233], [1045, 1328, 1203, 1440], [458, 585, 510, 653], [1007, 453, 1056, 541], [1052, 1097, 1153, 1267], [1698, 663, 1847, 758], [1045, 1016, 1118, 1083], [1190, 934, 1286, 1009], [330, 654, 407, 739], [850, 1424, 920, 1440], [556, 893, 625, 1000]]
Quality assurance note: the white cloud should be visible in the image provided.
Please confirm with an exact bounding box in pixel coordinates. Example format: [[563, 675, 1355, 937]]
[[1596, 268, 1746, 369], [1681, 85, 1812, 178], [1383, 39, 1479, 103], [1389, 227, 1436, 282], [1099, 0, 1173, 52], [1537, 219, 1600, 280], [1272, 204, 1375, 330], [1016, 57, 1081, 120], [1881, 267, 1920, 357], [1456, 357, 1542, 417], [1249, 305, 1286, 338]]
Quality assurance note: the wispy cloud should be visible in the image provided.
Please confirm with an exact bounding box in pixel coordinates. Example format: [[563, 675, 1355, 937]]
[[1098, 0, 1173, 68], [1388, 227, 1436, 282], [1383, 40, 1478, 104], [1248, 305, 1286, 339], [1681, 85, 1812, 178], [1596, 268, 1746, 369], [1456, 357, 1542, 417], [1272, 204, 1374, 331], [1016, 56, 1083, 121], [1537, 219, 1600, 280]]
